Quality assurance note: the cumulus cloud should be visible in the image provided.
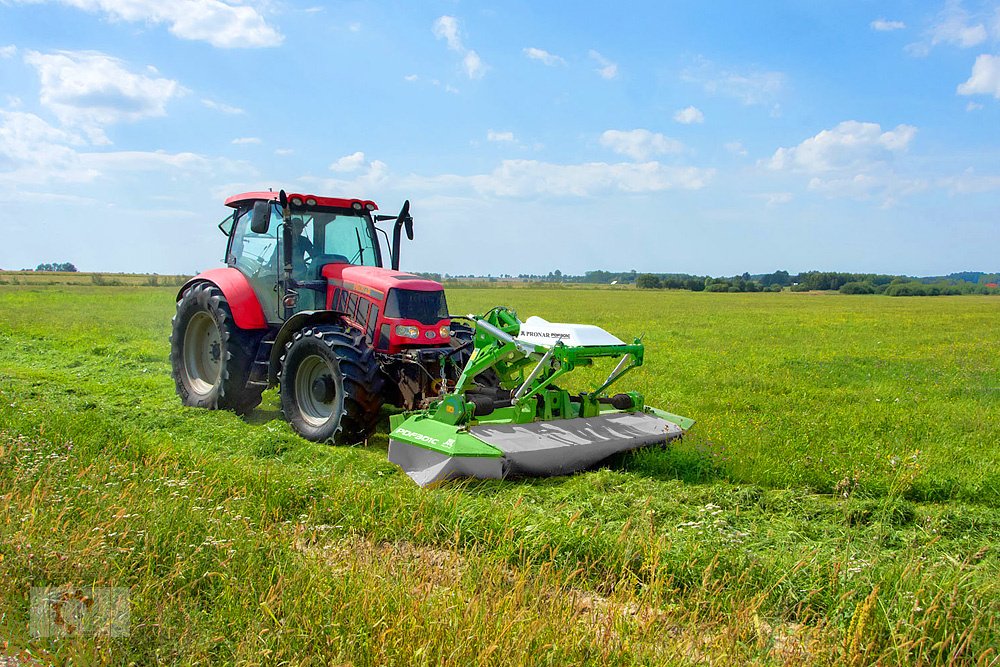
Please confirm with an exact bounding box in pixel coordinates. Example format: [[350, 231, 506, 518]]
[[405, 159, 713, 198], [941, 167, 1000, 193], [681, 57, 785, 106], [19, 0, 282, 48], [673, 106, 704, 124], [433, 15, 485, 79], [958, 54, 1000, 98], [599, 129, 683, 161], [329, 151, 366, 172], [0, 109, 235, 185], [463, 51, 485, 79], [0, 45, 16, 59], [768, 121, 922, 202], [523, 47, 566, 66], [202, 99, 244, 114], [725, 141, 748, 157], [231, 137, 260, 145], [486, 130, 515, 142], [24, 50, 186, 142], [433, 16, 462, 50], [588, 50, 618, 79], [871, 18, 906, 31], [907, 1, 989, 55], [760, 192, 793, 206]]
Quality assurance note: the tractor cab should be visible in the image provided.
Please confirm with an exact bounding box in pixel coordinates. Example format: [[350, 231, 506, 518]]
[[218, 190, 447, 349], [221, 192, 384, 318]]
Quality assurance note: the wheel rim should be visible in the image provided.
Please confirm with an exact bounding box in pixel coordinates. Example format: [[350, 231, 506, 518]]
[[295, 354, 338, 427], [183, 311, 223, 394]]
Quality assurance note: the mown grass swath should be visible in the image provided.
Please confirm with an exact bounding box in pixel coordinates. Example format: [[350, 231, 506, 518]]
[[0, 286, 997, 664]]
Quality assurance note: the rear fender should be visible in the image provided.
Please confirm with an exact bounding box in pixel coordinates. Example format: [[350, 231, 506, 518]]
[[176, 267, 268, 330], [268, 311, 353, 384]]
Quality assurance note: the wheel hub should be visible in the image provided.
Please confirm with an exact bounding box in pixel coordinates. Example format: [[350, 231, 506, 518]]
[[311, 376, 335, 403]]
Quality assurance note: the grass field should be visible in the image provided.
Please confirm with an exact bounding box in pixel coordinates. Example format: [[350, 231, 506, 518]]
[[1, 285, 998, 665]]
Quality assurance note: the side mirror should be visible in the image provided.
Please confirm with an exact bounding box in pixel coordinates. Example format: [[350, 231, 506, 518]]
[[250, 201, 271, 234]]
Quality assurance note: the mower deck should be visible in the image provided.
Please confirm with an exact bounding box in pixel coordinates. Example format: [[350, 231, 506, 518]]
[[388, 410, 687, 487]]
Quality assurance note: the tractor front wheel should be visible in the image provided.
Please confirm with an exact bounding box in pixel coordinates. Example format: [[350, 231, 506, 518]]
[[279, 325, 383, 444], [170, 282, 264, 414]]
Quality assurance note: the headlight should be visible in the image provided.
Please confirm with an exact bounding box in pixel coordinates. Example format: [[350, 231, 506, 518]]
[[394, 325, 419, 339], [439, 325, 450, 338]]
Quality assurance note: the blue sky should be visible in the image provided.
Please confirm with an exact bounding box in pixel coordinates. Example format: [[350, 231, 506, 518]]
[[0, 0, 998, 276]]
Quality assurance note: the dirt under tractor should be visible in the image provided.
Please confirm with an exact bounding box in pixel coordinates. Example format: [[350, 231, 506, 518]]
[[171, 189, 693, 486]]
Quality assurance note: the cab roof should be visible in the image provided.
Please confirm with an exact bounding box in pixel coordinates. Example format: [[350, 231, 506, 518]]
[[224, 191, 379, 211]]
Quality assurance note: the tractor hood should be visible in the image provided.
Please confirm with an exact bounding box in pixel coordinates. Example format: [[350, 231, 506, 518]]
[[321, 264, 442, 294]]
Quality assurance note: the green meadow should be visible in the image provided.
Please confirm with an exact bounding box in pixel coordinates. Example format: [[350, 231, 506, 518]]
[[1, 285, 997, 665]]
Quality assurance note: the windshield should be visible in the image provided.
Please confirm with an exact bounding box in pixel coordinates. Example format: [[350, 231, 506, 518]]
[[271, 204, 380, 269]]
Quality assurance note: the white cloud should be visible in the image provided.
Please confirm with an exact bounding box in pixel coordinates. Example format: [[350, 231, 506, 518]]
[[433, 15, 463, 51], [404, 74, 419, 82], [406, 160, 713, 198], [329, 151, 366, 172], [588, 50, 618, 79], [433, 15, 486, 80], [682, 58, 785, 106], [673, 106, 704, 124], [24, 0, 282, 48], [768, 121, 916, 173], [907, 1, 989, 55], [957, 54, 1000, 98], [523, 47, 566, 66], [966, 100, 984, 110], [768, 121, 922, 202], [487, 130, 515, 142], [348, 22, 361, 32], [231, 137, 260, 145], [760, 192, 793, 206], [202, 99, 244, 114], [928, 0, 988, 47], [0, 109, 236, 185], [725, 141, 748, 157], [0, 45, 16, 59], [274, 148, 294, 156], [941, 167, 1000, 193], [599, 129, 683, 161], [306, 155, 713, 200], [871, 18, 906, 31], [24, 50, 186, 141], [463, 51, 485, 79]]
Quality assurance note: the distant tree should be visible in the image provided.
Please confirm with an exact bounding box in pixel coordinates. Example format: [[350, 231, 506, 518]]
[[635, 274, 661, 289], [760, 270, 790, 287], [35, 262, 78, 272], [839, 281, 874, 295]]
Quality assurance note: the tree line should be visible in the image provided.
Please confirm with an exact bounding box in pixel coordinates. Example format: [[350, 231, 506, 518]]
[[634, 271, 1000, 296]]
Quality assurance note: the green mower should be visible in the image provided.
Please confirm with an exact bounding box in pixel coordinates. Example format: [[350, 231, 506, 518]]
[[388, 307, 694, 486]]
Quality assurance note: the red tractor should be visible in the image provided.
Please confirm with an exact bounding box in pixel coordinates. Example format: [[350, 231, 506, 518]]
[[170, 189, 473, 443]]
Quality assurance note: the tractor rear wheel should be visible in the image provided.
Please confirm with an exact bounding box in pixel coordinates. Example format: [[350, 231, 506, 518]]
[[170, 282, 264, 414], [279, 325, 384, 444]]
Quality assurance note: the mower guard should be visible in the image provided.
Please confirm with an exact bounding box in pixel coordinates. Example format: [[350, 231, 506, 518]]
[[389, 409, 688, 487]]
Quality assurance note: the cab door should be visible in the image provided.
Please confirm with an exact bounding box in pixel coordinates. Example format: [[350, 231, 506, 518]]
[[227, 205, 282, 323]]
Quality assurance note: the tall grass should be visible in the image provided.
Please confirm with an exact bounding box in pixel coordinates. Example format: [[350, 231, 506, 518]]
[[0, 286, 997, 664]]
